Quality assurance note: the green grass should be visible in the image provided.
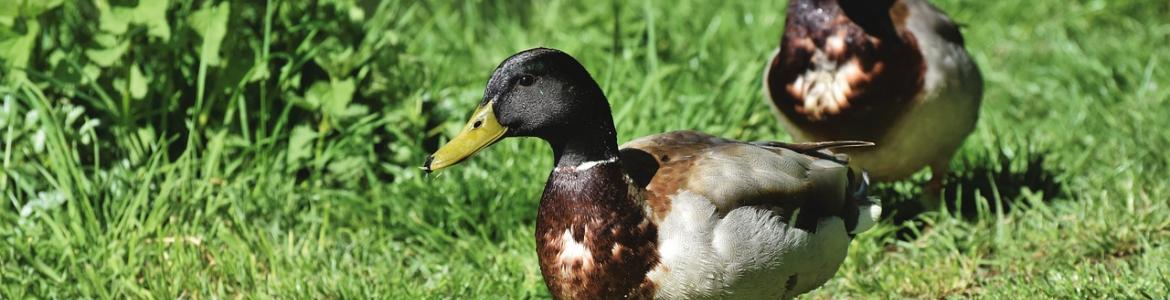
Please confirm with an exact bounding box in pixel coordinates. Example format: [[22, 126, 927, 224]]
[[2, 0, 1169, 298]]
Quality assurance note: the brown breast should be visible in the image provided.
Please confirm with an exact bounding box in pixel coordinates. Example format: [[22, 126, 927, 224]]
[[536, 163, 660, 299], [766, 0, 926, 140]]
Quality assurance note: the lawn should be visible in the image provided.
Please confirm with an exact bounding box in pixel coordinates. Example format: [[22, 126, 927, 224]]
[[2, 0, 1169, 298]]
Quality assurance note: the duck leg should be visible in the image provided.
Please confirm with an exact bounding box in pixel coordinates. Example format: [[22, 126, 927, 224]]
[[921, 161, 949, 210]]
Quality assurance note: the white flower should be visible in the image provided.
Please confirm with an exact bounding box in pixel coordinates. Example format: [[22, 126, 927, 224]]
[[80, 119, 101, 145], [0, 94, 12, 127], [20, 190, 67, 218], [66, 105, 85, 126], [24, 110, 39, 129], [33, 129, 46, 153]]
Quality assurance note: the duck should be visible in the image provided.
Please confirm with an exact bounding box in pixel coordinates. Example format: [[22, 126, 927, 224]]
[[423, 48, 882, 299], [764, 0, 983, 208]]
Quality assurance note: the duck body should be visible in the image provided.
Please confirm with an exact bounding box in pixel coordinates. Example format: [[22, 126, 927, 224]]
[[538, 131, 875, 299], [535, 155, 660, 299], [424, 48, 880, 299], [765, 0, 982, 183]]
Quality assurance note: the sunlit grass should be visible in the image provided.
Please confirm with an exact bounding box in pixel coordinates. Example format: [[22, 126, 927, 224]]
[[2, 0, 1169, 298]]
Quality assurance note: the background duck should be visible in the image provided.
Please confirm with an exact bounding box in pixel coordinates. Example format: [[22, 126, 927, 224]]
[[764, 0, 983, 207], [424, 48, 881, 299]]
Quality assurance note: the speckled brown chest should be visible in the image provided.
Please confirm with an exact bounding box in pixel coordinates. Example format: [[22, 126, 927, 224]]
[[535, 163, 660, 299], [767, 0, 926, 140]]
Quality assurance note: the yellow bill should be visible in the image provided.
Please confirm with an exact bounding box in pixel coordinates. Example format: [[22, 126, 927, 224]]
[[422, 101, 507, 172]]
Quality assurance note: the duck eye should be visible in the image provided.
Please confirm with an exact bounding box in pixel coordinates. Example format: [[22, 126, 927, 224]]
[[517, 75, 536, 86]]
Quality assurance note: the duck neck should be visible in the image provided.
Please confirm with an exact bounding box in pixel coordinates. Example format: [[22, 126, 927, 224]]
[[787, 0, 899, 39], [547, 117, 621, 170], [540, 116, 630, 207], [535, 115, 659, 299]]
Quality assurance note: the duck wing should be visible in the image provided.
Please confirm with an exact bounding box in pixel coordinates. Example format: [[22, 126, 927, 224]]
[[619, 131, 879, 234]]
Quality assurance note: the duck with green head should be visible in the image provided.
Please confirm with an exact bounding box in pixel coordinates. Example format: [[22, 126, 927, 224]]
[[425, 48, 881, 299]]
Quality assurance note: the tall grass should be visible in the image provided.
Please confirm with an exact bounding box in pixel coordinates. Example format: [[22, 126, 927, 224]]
[[2, 0, 1169, 298]]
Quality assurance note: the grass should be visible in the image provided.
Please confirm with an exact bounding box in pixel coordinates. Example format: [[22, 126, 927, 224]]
[[2, 0, 1169, 298]]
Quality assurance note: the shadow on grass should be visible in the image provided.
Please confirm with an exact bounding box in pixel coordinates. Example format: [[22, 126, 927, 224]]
[[876, 148, 1068, 241]]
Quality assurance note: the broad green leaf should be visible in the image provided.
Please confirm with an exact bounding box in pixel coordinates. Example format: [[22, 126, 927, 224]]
[[114, 76, 128, 98], [313, 37, 357, 78], [0, 22, 16, 39], [95, 1, 129, 35], [85, 40, 130, 67], [82, 64, 101, 85], [306, 81, 336, 112], [187, 2, 230, 65], [287, 125, 316, 166], [0, 19, 37, 80], [134, 0, 171, 40], [23, 0, 64, 17], [302, 83, 327, 111], [338, 104, 369, 120], [323, 79, 356, 120], [47, 49, 66, 66], [93, 33, 119, 48], [0, 0, 64, 19], [306, 79, 358, 121], [96, 0, 170, 39], [47, 51, 85, 90], [248, 60, 270, 82], [129, 63, 149, 99]]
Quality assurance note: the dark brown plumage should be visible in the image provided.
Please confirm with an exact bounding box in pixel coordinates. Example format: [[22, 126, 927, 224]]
[[765, 0, 983, 206]]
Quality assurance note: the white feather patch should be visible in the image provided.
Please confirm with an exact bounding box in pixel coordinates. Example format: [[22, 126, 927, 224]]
[[558, 229, 593, 277], [555, 157, 618, 173], [560, 229, 591, 261], [791, 50, 858, 120], [851, 200, 882, 235]]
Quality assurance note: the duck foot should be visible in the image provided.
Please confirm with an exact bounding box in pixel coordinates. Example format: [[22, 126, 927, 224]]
[[920, 162, 949, 210]]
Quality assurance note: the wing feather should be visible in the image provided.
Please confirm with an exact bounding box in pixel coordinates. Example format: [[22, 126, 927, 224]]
[[620, 131, 870, 229]]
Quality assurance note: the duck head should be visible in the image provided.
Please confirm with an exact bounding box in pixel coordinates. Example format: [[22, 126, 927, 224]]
[[423, 48, 615, 172]]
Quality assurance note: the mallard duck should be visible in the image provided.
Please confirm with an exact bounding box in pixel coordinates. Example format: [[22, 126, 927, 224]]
[[423, 48, 881, 299], [764, 0, 982, 207]]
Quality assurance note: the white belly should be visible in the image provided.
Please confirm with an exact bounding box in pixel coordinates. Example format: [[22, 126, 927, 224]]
[[646, 192, 851, 299], [835, 86, 979, 181]]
